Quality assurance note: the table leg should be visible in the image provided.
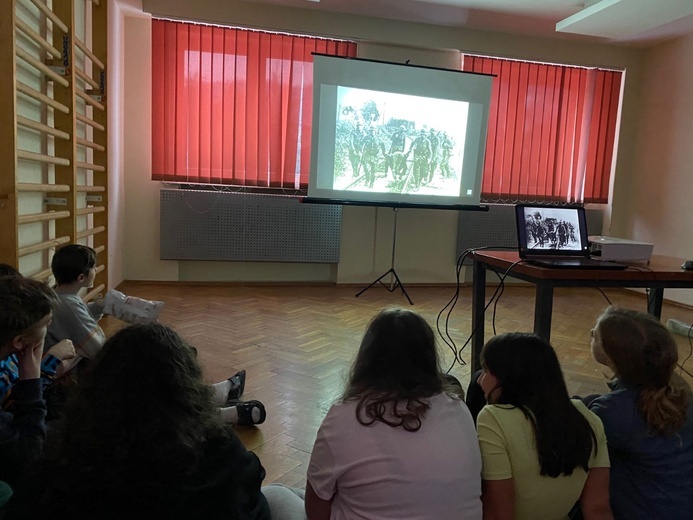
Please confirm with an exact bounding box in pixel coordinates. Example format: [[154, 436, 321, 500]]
[[647, 287, 664, 318], [471, 260, 487, 372], [534, 282, 554, 342]]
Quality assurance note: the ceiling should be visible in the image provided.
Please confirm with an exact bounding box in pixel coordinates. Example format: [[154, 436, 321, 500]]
[[242, 0, 693, 46]]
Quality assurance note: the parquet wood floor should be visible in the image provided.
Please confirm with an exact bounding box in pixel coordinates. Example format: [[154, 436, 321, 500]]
[[101, 283, 693, 487]]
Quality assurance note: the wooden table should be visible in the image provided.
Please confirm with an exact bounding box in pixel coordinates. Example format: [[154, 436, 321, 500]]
[[469, 250, 693, 370]]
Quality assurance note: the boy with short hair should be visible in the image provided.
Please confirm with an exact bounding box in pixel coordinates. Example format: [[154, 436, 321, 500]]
[[0, 275, 73, 485], [0, 265, 76, 410], [45, 245, 105, 366]]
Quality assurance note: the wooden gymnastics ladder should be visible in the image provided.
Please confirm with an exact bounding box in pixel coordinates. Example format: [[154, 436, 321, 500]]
[[0, 0, 108, 300]]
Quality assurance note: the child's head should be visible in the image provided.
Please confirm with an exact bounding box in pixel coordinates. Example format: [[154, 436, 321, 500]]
[[51, 244, 97, 286], [344, 308, 444, 432], [593, 307, 677, 388], [480, 332, 598, 478], [594, 307, 687, 435], [58, 323, 227, 490], [67, 323, 222, 447], [0, 276, 56, 358], [0, 264, 21, 278], [480, 332, 568, 405], [347, 307, 442, 397]]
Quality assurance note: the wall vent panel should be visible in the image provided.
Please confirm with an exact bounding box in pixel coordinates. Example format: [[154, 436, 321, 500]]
[[160, 189, 341, 263]]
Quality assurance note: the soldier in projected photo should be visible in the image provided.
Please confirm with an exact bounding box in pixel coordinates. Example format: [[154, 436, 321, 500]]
[[407, 130, 432, 189], [427, 128, 440, 184], [334, 102, 466, 196], [389, 126, 406, 155], [439, 133, 454, 179], [379, 143, 408, 181], [525, 212, 579, 250], [348, 122, 365, 178], [360, 127, 380, 189]]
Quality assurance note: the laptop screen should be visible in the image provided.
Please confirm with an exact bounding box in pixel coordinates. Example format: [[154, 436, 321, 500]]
[[515, 204, 591, 258]]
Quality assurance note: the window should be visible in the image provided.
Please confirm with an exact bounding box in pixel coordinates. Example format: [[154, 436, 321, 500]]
[[462, 54, 623, 204], [151, 20, 356, 189]]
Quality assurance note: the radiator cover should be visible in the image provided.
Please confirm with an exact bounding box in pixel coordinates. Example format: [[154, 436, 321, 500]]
[[160, 189, 341, 263]]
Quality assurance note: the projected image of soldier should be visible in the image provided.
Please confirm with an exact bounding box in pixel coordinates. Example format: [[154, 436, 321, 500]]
[[389, 126, 406, 155], [439, 133, 454, 179], [349, 123, 365, 178], [380, 126, 408, 181], [527, 211, 546, 248], [545, 218, 558, 247], [427, 128, 440, 184], [360, 127, 380, 189], [407, 130, 432, 189], [557, 221, 568, 247]]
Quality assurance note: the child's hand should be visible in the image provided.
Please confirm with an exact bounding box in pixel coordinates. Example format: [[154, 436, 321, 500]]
[[16, 339, 44, 381], [46, 339, 76, 361]]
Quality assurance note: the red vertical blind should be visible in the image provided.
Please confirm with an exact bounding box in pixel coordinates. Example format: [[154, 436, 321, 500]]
[[152, 20, 357, 189], [463, 55, 622, 204]]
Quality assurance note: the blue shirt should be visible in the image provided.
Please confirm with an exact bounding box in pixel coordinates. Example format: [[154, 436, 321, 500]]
[[589, 379, 693, 520], [0, 354, 60, 407]]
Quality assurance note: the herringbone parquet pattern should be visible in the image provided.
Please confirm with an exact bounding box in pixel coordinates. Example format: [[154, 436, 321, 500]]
[[101, 283, 693, 487]]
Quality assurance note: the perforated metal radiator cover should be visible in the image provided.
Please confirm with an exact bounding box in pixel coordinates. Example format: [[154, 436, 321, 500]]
[[160, 189, 341, 263]]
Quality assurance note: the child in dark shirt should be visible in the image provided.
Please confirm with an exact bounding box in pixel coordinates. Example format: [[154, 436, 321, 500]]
[[0, 273, 75, 487]]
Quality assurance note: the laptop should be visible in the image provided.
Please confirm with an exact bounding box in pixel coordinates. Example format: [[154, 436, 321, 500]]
[[515, 204, 628, 270]]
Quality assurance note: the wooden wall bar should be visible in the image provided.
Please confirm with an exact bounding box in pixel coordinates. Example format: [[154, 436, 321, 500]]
[[1, 0, 109, 293]]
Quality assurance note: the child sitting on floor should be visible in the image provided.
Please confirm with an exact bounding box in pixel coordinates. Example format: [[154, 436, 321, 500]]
[[0, 265, 76, 421], [0, 273, 75, 487], [45, 244, 265, 426], [588, 307, 693, 520]]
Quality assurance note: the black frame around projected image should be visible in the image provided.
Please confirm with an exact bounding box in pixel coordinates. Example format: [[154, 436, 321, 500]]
[[301, 197, 490, 212], [308, 53, 494, 209]]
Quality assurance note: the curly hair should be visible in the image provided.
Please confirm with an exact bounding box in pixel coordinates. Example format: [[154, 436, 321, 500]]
[[55, 323, 228, 495], [342, 308, 446, 432], [481, 333, 598, 477], [596, 307, 688, 435]]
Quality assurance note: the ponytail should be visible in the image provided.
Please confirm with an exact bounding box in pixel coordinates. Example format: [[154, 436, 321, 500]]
[[638, 383, 688, 435], [596, 307, 689, 436]]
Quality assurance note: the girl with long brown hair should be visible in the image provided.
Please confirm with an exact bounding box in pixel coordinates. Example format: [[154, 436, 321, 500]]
[[305, 308, 482, 519], [588, 307, 693, 520]]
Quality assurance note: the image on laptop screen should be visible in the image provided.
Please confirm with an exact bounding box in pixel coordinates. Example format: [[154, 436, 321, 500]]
[[516, 205, 590, 258]]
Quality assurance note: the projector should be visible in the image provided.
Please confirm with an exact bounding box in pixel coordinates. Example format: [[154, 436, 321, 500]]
[[588, 236, 654, 262]]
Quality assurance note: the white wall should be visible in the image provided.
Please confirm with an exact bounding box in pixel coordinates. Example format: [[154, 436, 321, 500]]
[[107, 0, 127, 288], [627, 33, 693, 306], [116, 0, 669, 288]]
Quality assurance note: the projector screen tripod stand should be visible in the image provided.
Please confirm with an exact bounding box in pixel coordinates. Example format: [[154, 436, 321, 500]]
[[355, 207, 413, 305]]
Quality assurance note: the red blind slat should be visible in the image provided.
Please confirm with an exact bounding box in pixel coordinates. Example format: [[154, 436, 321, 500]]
[[151, 20, 356, 189], [462, 54, 623, 203]]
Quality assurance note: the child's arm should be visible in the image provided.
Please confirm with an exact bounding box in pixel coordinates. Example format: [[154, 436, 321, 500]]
[[0, 346, 47, 485], [0, 358, 18, 405], [87, 298, 105, 320], [43, 340, 79, 378], [49, 296, 106, 360]]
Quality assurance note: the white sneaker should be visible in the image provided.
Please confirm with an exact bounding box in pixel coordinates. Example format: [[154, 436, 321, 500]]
[[667, 319, 693, 338], [103, 289, 164, 324]]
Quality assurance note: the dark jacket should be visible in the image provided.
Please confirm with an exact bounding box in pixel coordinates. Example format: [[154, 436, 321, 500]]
[[6, 426, 270, 520], [589, 378, 693, 520], [0, 379, 46, 487]]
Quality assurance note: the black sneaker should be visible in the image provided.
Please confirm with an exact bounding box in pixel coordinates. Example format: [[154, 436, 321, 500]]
[[228, 399, 266, 426], [226, 370, 246, 403]]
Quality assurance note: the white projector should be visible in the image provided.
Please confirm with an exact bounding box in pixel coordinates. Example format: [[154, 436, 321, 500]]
[[588, 236, 654, 262]]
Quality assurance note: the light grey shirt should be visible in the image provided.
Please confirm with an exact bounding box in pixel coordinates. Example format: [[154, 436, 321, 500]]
[[45, 293, 106, 360]]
